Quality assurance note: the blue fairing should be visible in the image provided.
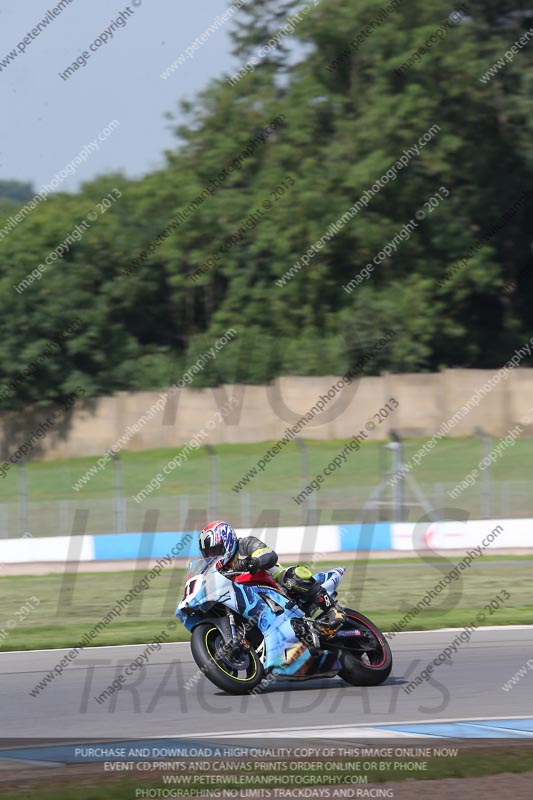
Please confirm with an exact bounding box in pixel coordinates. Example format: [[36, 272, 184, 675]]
[[178, 610, 206, 633], [177, 560, 345, 678]]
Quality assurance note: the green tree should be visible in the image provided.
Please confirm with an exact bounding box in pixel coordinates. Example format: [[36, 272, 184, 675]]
[[0, 0, 532, 410]]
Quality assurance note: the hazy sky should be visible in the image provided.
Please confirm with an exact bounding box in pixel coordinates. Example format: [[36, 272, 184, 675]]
[[0, 0, 237, 193]]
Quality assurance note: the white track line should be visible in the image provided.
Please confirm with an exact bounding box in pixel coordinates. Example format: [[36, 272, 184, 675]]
[[0, 641, 190, 656], [153, 714, 533, 739], [2, 715, 532, 750]]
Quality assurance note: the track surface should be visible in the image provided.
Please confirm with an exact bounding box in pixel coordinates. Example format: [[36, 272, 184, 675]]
[[1, 627, 532, 740]]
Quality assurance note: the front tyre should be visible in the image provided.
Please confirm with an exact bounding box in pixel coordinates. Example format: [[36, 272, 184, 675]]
[[191, 623, 264, 695], [337, 609, 392, 687]]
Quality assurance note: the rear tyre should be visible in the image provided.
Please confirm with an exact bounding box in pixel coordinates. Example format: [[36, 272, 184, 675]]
[[191, 623, 264, 695], [337, 609, 392, 686]]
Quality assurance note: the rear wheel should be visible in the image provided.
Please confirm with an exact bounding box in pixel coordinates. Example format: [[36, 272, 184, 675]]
[[337, 609, 392, 686], [191, 623, 264, 695]]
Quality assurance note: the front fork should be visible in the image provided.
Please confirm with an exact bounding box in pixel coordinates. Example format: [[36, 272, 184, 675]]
[[228, 612, 238, 641], [219, 611, 252, 657], [227, 612, 251, 654]]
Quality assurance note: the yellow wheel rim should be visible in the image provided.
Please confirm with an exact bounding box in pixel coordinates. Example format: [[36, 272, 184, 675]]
[[204, 627, 258, 682]]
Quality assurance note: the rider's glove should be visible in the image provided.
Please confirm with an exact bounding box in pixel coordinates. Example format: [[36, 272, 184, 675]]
[[235, 557, 259, 574], [246, 557, 260, 575]]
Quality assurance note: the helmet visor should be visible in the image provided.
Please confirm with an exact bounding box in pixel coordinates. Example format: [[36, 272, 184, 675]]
[[203, 542, 225, 558]]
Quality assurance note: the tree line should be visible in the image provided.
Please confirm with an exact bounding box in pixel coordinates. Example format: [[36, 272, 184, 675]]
[[0, 0, 532, 410]]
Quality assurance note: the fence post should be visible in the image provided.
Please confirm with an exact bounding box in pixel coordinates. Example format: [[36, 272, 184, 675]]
[[389, 430, 404, 522], [204, 444, 218, 519], [17, 462, 29, 537], [475, 426, 492, 518], [60, 500, 69, 538], [112, 453, 126, 534]]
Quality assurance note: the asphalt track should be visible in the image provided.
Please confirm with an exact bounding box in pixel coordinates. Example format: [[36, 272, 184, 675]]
[[2, 627, 532, 741]]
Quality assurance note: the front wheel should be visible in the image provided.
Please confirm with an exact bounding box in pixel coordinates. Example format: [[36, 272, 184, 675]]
[[191, 623, 264, 695], [337, 609, 392, 686]]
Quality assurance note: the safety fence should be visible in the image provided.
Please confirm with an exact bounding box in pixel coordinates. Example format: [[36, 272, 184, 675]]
[[1, 433, 532, 539]]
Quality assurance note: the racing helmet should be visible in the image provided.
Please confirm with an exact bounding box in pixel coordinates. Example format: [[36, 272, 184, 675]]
[[199, 520, 238, 568]]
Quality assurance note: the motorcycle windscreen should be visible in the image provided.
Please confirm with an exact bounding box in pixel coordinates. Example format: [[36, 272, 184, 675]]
[[184, 556, 218, 581], [313, 566, 346, 596]]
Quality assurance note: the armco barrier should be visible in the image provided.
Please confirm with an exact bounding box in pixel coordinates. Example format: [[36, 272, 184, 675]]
[[339, 522, 392, 551], [0, 524, 391, 564], [2, 520, 530, 564], [391, 518, 530, 550], [92, 531, 199, 561], [0, 534, 94, 563], [91, 523, 390, 560]]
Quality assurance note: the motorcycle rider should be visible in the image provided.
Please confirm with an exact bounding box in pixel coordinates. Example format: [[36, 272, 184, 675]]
[[199, 520, 345, 634]]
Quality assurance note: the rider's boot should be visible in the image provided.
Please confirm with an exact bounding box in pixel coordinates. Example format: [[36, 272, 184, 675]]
[[307, 589, 346, 636], [280, 566, 345, 636]]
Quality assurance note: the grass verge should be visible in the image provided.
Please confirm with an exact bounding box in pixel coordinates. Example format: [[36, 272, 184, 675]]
[[0, 557, 530, 652]]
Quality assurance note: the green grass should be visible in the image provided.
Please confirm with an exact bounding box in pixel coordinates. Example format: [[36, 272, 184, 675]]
[[3, 434, 533, 502], [2, 745, 533, 799], [0, 558, 530, 652], [345, 554, 533, 564]]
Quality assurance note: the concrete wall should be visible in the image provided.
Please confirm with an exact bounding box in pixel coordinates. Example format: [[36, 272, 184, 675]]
[[1, 369, 532, 461]]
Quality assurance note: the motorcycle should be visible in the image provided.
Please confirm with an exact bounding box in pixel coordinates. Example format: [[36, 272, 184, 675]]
[[176, 557, 392, 695]]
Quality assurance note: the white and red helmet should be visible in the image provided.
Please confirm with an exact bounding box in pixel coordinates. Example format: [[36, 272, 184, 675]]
[[199, 520, 237, 568]]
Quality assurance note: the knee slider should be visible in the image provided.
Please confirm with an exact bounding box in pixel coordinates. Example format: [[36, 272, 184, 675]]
[[294, 565, 313, 580], [283, 566, 319, 597]]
